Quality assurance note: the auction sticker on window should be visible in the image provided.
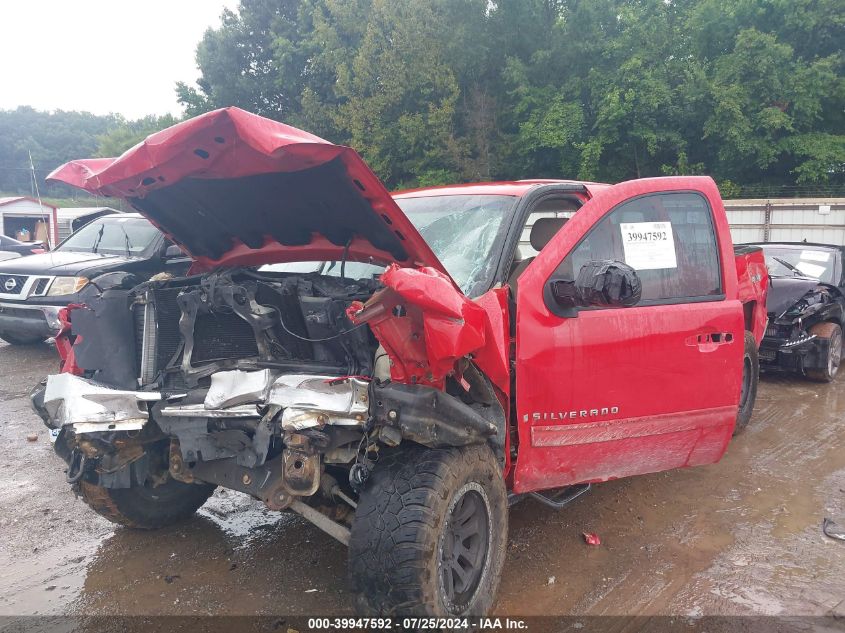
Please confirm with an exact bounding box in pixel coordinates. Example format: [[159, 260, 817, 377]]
[[795, 261, 826, 278], [800, 250, 831, 263], [620, 222, 677, 270]]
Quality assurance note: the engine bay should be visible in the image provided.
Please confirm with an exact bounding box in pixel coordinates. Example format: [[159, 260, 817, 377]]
[[61, 268, 382, 392], [33, 266, 503, 516], [140, 269, 381, 388]]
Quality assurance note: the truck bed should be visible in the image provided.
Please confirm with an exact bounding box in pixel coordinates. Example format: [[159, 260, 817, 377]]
[[734, 244, 769, 345]]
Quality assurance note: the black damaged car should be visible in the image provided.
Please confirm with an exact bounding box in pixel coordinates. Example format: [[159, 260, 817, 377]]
[[749, 242, 845, 382]]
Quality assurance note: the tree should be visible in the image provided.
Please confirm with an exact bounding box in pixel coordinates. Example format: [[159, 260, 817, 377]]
[[0, 109, 187, 200], [116, 0, 845, 192], [0, 107, 119, 197], [96, 114, 181, 158], [701, 28, 843, 185]]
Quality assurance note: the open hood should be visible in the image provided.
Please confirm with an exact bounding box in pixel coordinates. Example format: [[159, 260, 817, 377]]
[[47, 108, 446, 274]]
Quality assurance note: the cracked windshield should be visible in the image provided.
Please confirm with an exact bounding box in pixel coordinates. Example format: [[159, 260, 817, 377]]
[[397, 194, 514, 296], [267, 194, 515, 296]]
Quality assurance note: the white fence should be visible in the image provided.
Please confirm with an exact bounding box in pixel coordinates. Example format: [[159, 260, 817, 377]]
[[725, 198, 845, 245]]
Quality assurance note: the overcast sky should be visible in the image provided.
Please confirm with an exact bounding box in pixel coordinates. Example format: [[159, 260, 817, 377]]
[[0, 0, 238, 119]]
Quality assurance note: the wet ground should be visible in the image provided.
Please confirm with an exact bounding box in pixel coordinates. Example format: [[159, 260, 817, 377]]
[[0, 339, 844, 624]]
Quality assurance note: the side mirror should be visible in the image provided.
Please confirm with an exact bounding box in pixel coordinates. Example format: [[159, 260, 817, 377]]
[[164, 244, 185, 259], [548, 259, 641, 314]]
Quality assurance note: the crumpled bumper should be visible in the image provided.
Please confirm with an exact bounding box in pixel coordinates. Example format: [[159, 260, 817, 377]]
[[35, 369, 370, 435], [759, 332, 826, 369], [39, 373, 162, 433]]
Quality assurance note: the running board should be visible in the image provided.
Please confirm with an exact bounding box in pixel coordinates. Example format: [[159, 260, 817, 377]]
[[508, 483, 591, 509]]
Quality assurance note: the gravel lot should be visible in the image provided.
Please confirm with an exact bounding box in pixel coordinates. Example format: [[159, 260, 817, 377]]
[[0, 339, 843, 624]]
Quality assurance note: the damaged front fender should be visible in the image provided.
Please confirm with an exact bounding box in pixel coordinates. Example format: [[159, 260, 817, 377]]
[[349, 264, 508, 391], [370, 381, 498, 448]]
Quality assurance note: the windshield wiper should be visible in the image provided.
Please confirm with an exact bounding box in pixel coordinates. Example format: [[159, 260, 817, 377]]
[[772, 257, 806, 277], [90, 225, 105, 254], [121, 226, 133, 258]]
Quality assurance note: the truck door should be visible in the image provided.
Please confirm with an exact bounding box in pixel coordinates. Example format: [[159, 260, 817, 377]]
[[513, 177, 744, 494]]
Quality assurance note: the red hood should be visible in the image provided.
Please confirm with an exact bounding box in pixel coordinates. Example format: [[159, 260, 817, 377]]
[[47, 107, 446, 273]]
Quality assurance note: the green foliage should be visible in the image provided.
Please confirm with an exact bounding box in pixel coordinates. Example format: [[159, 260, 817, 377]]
[[787, 133, 845, 184], [178, 0, 844, 191], [0, 107, 119, 198], [0, 108, 178, 201], [718, 180, 743, 199], [0, 192, 133, 212], [3, 0, 844, 198], [95, 114, 181, 158]]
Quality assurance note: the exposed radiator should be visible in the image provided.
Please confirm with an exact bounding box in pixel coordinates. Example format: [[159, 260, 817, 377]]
[[192, 311, 258, 363], [139, 298, 158, 385], [135, 286, 261, 384]]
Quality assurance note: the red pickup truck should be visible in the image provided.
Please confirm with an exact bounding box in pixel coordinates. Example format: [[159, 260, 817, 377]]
[[32, 108, 768, 617]]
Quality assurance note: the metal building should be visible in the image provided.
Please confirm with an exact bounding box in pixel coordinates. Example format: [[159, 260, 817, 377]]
[[0, 197, 59, 246], [725, 198, 845, 245], [54, 207, 119, 242]]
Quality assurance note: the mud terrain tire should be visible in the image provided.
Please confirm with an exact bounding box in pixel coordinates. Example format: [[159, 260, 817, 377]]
[[348, 444, 507, 617], [0, 333, 46, 345], [805, 322, 842, 383], [80, 479, 215, 530], [734, 330, 759, 436]]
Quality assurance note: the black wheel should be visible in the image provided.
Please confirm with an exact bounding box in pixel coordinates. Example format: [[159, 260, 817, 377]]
[[805, 322, 842, 383], [79, 477, 215, 529], [348, 444, 507, 617], [0, 332, 46, 345], [734, 331, 759, 436]]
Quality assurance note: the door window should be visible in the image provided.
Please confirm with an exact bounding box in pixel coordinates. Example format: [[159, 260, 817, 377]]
[[555, 192, 722, 303]]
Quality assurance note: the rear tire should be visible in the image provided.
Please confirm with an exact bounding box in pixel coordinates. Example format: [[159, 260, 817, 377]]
[[805, 322, 842, 383], [349, 444, 507, 617], [734, 331, 759, 436], [0, 333, 46, 345], [80, 478, 215, 530]]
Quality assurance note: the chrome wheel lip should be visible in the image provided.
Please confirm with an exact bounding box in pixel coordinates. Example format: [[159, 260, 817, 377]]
[[437, 481, 493, 614]]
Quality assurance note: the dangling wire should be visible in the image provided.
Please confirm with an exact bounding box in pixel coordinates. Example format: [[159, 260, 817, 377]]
[[269, 304, 367, 343]]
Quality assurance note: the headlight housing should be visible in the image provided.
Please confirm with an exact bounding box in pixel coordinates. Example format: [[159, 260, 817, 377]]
[[46, 276, 89, 296]]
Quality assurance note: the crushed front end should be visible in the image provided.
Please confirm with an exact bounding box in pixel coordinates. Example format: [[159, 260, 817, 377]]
[[33, 106, 510, 555], [37, 108, 518, 614], [759, 283, 838, 373], [31, 265, 505, 539]]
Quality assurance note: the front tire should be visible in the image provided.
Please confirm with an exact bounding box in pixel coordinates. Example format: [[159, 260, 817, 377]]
[[734, 330, 759, 435], [80, 478, 215, 529], [805, 322, 842, 383], [349, 444, 507, 616]]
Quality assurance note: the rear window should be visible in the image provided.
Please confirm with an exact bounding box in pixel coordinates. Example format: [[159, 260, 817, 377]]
[[761, 246, 837, 283]]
